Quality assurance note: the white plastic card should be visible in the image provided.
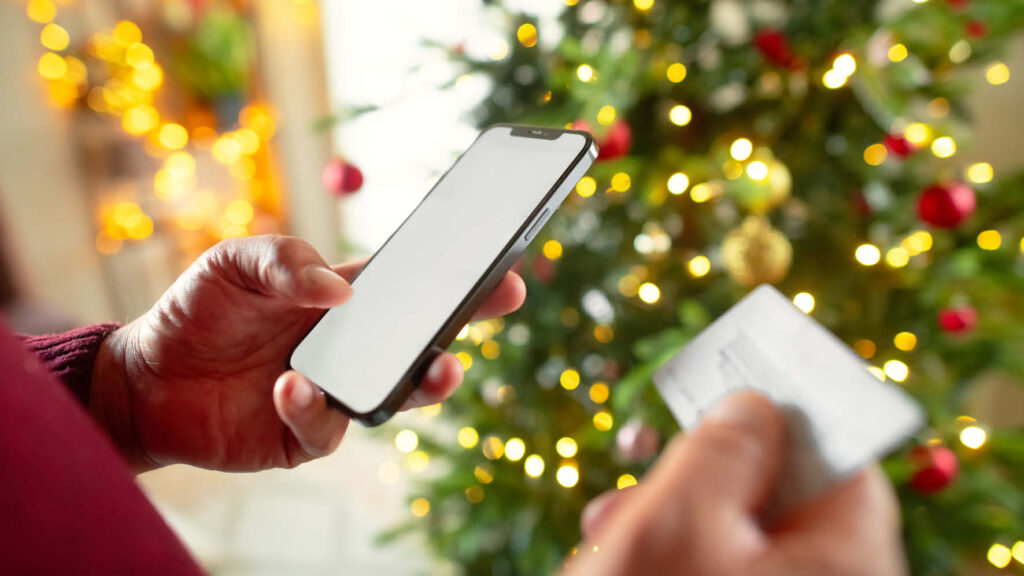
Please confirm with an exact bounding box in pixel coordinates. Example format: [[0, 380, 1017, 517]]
[[653, 285, 923, 519]]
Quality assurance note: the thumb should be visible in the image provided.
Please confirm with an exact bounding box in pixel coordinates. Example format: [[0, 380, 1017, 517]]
[[206, 235, 352, 308], [658, 392, 784, 516]]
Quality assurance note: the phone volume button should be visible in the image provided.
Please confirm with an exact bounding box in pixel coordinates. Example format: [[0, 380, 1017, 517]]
[[524, 208, 551, 242]]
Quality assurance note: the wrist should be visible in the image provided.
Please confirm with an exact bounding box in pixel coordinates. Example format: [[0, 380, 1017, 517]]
[[91, 323, 160, 473]]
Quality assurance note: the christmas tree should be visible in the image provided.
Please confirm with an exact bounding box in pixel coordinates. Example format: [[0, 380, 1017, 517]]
[[382, 1, 1024, 574]]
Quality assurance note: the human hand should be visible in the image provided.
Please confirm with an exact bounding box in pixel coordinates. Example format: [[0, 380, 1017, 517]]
[[564, 392, 907, 576], [91, 235, 526, 473]]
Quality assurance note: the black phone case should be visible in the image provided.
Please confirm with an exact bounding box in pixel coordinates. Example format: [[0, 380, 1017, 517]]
[[287, 123, 597, 426]]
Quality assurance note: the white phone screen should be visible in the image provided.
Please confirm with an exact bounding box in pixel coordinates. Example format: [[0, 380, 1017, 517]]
[[291, 126, 590, 414]]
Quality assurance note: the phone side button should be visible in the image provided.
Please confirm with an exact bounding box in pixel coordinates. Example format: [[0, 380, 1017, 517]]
[[524, 208, 551, 242]]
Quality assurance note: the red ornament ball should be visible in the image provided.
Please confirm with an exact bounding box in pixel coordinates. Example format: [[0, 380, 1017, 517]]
[[909, 445, 958, 494], [917, 182, 976, 228], [597, 120, 633, 162], [946, 0, 969, 10], [616, 420, 660, 463], [938, 306, 978, 334], [530, 255, 555, 284], [966, 20, 988, 38], [322, 159, 364, 196], [755, 29, 803, 70], [884, 134, 916, 158]]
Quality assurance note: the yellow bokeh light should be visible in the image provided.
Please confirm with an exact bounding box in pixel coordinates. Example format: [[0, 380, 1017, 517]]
[[638, 282, 660, 304], [516, 23, 538, 48], [122, 105, 159, 135], [883, 359, 910, 383], [977, 229, 1002, 250], [894, 332, 917, 351], [855, 339, 877, 359], [410, 497, 430, 518], [133, 65, 163, 91], [556, 463, 579, 488], [543, 239, 563, 260], [589, 383, 610, 404], [576, 176, 597, 198], [864, 143, 888, 166], [113, 21, 142, 46], [986, 62, 1011, 86], [855, 244, 881, 266], [927, 97, 950, 118], [225, 200, 255, 225], [158, 123, 189, 150], [1012, 541, 1024, 564], [593, 410, 614, 431], [746, 161, 769, 181], [481, 340, 500, 360], [867, 366, 887, 382], [669, 104, 692, 126], [667, 172, 689, 195], [888, 43, 908, 63], [610, 172, 631, 192], [419, 403, 441, 418], [482, 436, 504, 460], [38, 52, 67, 80], [688, 255, 711, 278], [833, 53, 857, 77], [886, 247, 910, 268], [690, 183, 714, 203], [407, 450, 429, 472], [395, 429, 418, 453], [505, 438, 526, 462], [960, 426, 987, 449], [594, 324, 614, 343], [666, 62, 687, 83], [793, 292, 815, 314], [988, 544, 1012, 569], [524, 455, 545, 477], [822, 69, 847, 89], [634, 0, 654, 11], [455, 351, 473, 371], [617, 474, 638, 489], [967, 162, 994, 184], [560, 368, 581, 391], [457, 426, 479, 449], [212, 136, 242, 164], [904, 123, 933, 146], [730, 138, 753, 161], [233, 128, 261, 155], [125, 43, 154, 69], [577, 64, 594, 82], [597, 105, 617, 125], [229, 157, 257, 180], [556, 437, 578, 458], [27, 0, 56, 23], [931, 136, 956, 158], [465, 485, 484, 504], [40, 23, 70, 51]]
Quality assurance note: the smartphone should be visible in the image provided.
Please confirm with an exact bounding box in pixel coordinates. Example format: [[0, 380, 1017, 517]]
[[289, 124, 597, 426]]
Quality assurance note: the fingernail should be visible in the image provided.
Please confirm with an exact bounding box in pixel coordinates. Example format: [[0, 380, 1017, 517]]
[[303, 265, 351, 294], [290, 377, 316, 410], [426, 357, 445, 382], [704, 392, 773, 435]]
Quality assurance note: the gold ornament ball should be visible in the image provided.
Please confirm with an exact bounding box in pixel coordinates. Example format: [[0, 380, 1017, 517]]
[[722, 216, 793, 286]]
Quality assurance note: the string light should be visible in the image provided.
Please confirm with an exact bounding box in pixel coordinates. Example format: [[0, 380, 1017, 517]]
[[589, 383, 610, 403], [225, 200, 255, 225], [481, 340, 500, 359], [37, 52, 67, 80], [690, 183, 714, 203], [986, 62, 1011, 86], [867, 366, 886, 382], [524, 455, 545, 477], [855, 339, 877, 359], [988, 544, 1012, 569], [456, 352, 473, 371], [593, 410, 614, 431], [669, 105, 692, 126], [793, 292, 815, 314], [883, 360, 909, 382], [543, 240, 563, 260], [560, 368, 581, 391], [456, 325, 470, 341], [594, 324, 614, 343], [978, 230, 1002, 251], [504, 438, 526, 462], [666, 62, 687, 83], [1012, 541, 1024, 564], [931, 136, 956, 158], [886, 247, 910, 268], [888, 43, 908, 63], [576, 176, 597, 198], [747, 161, 769, 180], [730, 138, 753, 161], [904, 123, 933, 146], [688, 255, 711, 278], [488, 39, 510, 61], [638, 282, 660, 304], [902, 230, 933, 255], [864, 144, 888, 166], [465, 485, 484, 504], [556, 463, 579, 488], [407, 450, 429, 472], [610, 172, 631, 192], [617, 474, 638, 489], [482, 436, 504, 460], [634, 0, 655, 11], [516, 23, 538, 48], [419, 403, 441, 418], [667, 173, 689, 194], [597, 105, 616, 125], [395, 429, 419, 453], [556, 437, 578, 458], [577, 64, 595, 82], [26, 0, 56, 24], [894, 332, 917, 351], [410, 497, 430, 518], [927, 97, 950, 118], [457, 426, 479, 449], [40, 23, 70, 51], [960, 426, 987, 449], [833, 53, 857, 76], [157, 123, 189, 150], [855, 244, 881, 266], [967, 162, 994, 184]]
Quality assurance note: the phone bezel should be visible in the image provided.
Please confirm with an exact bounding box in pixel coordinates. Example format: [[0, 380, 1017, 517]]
[[287, 123, 596, 426]]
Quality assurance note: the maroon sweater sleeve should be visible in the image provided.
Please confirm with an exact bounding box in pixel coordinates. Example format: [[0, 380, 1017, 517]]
[[19, 323, 121, 407]]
